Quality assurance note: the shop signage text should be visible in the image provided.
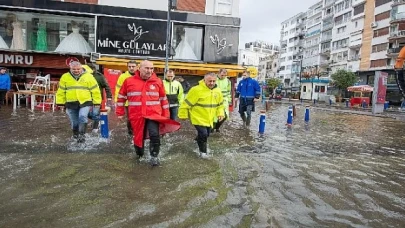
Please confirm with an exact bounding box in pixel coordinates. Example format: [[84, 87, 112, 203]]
[[96, 17, 167, 57], [0, 54, 33, 65]]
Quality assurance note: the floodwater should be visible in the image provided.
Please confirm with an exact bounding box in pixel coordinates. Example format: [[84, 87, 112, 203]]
[[1, 103, 405, 227]]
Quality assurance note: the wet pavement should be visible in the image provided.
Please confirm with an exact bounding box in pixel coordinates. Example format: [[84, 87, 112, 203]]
[[1, 104, 405, 227]]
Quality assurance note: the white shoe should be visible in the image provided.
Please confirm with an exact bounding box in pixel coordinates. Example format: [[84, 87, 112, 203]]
[[200, 152, 209, 159]]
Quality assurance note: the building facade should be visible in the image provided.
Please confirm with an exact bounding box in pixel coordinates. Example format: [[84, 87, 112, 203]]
[[279, 13, 306, 90], [1, 0, 243, 92], [279, 0, 404, 103], [238, 41, 279, 68], [257, 54, 279, 83]]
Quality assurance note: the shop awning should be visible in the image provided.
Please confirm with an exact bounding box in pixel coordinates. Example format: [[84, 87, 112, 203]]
[[96, 57, 245, 77]]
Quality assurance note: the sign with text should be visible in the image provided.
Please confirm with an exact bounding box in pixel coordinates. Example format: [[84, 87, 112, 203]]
[[96, 16, 167, 57], [203, 26, 239, 64], [376, 72, 387, 104], [0, 51, 88, 69]]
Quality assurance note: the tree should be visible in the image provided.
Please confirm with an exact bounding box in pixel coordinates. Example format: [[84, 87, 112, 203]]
[[266, 78, 281, 94], [331, 69, 358, 96]]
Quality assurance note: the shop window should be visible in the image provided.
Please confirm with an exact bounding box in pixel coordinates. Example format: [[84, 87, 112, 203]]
[[0, 10, 95, 54], [315, 85, 320, 93], [320, 86, 326, 93], [303, 85, 307, 92], [172, 24, 203, 61]]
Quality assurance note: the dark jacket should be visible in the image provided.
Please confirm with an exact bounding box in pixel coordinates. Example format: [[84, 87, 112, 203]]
[[180, 80, 191, 93], [93, 71, 112, 100]]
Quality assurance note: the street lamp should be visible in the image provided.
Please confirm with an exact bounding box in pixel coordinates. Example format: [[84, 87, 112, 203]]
[[164, 0, 177, 80]]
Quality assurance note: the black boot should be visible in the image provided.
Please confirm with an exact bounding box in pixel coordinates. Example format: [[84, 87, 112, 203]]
[[72, 129, 79, 139], [197, 140, 208, 159], [149, 142, 160, 166], [77, 123, 87, 143], [241, 114, 247, 127], [134, 145, 144, 159]]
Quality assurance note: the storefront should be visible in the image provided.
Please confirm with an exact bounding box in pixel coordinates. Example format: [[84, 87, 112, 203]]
[[0, 8, 95, 86], [93, 15, 244, 106], [94, 16, 243, 77]]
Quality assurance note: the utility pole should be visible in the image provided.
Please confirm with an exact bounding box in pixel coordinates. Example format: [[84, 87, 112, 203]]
[[164, 0, 173, 80]]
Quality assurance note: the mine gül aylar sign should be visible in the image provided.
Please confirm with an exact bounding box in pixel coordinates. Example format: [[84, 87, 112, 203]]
[[96, 16, 167, 57]]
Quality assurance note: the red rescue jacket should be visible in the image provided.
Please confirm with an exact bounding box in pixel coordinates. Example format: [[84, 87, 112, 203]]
[[116, 71, 180, 147]]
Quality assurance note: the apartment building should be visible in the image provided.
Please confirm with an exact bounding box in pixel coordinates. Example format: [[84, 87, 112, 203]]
[[302, 1, 323, 71], [279, 13, 306, 90], [258, 54, 279, 82], [238, 41, 279, 68], [329, 0, 353, 74]]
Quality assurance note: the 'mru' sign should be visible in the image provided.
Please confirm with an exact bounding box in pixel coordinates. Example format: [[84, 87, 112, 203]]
[[96, 16, 167, 57]]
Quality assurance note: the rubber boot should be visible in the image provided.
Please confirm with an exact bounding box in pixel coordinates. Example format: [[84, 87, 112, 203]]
[[197, 140, 208, 159], [77, 123, 87, 143], [72, 129, 79, 139], [149, 142, 160, 166], [241, 114, 247, 127], [134, 145, 144, 160], [246, 115, 251, 127]]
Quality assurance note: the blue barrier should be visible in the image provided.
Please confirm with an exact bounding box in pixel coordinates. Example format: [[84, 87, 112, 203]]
[[100, 110, 109, 138], [259, 110, 266, 134], [287, 106, 293, 126], [384, 101, 389, 110], [305, 106, 310, 122]]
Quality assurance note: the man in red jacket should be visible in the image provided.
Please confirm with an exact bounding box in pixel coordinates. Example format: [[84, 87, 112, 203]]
[[116, 60, 180, 166]]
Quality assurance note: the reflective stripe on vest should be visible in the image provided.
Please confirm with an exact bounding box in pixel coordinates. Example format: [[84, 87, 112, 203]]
[[128, 101, 161, 106]]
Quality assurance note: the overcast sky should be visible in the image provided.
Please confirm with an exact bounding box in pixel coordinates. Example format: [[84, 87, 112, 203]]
[[239, 0, 320, 48]]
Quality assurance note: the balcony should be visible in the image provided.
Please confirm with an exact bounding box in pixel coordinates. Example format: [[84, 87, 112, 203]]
[[393, 0, 405, 6], [391, 12, 405, 23], [321, 36, 332, 43], [332, 44, 348, 51], [294, 40, 303, 46], [348, 55, 360, 61], [387, 47, 402, 56], [322, 23, 333, 31], [324, 0, 334, 8], [352, 0, 366, 7], [389, 30, 405, 39], [320, 48, 331, 55]]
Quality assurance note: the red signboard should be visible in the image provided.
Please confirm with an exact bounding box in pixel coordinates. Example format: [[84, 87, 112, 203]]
[[103, 68, 122, 99], [377, 72, 387, 104]]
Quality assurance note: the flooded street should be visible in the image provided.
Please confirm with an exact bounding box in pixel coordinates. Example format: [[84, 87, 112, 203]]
[[1, 104, 405, 227]]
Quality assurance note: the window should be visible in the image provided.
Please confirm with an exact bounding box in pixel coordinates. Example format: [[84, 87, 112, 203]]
[[315, 85, 320, 93], [303, 86, 307, 92], [375, 0, 392, 7], [0, 10, 95, 53], [337, 26, 346, 34], [320, 86, 326, 93], [375, 11, 390, 22], [216, 0, 232, 15], [372, 43, 388, 53], [373, 27, 389, 37], [354, 3, 365, 16], [370, 59, 387, 68], [172, 24, 203, 60]]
